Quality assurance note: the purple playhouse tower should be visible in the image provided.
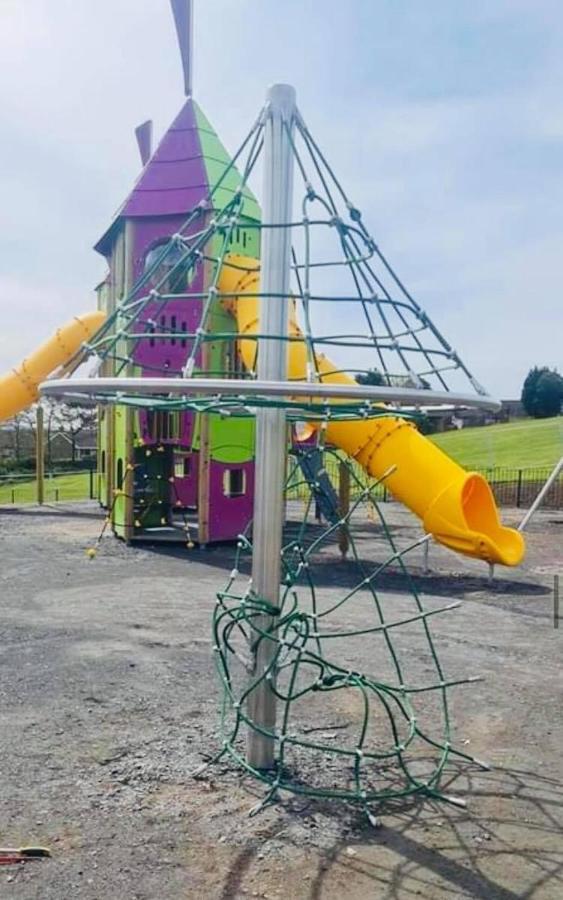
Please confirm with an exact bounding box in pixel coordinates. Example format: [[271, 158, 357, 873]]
[[95, 4, 261, 544]]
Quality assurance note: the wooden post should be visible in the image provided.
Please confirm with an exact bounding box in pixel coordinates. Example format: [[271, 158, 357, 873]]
[[338, 460, 350, 559], [197, 413, 211, 545], [122, 220, 135, 542], [106, 407, 115, 511], [197, 253, 214, 546], [102, 233, 118, 515], [36, 404, 45, 505]]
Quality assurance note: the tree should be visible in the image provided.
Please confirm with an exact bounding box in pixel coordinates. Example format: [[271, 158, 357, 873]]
[[534, 370, 563, 418], [356, 369, 432, 390], [355, 368, 386, 386], [521, 366, 563, 418], [415, 412, 436, 435], [9, 412, 27, 464], [7, 407, 37, 465], [50, 404, 97, 464], [521, 367, 544, 416]]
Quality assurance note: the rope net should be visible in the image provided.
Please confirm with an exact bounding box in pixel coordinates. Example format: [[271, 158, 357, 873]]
[[210, 443, 484, 815], [79, 100, 488, 409], [76, 97, 490, 814]]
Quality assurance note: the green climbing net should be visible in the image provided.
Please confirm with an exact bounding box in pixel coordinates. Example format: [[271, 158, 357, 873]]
[[67, 77, 489, 409], [210, 443, 485, 816], [58, 92, 493, 815]]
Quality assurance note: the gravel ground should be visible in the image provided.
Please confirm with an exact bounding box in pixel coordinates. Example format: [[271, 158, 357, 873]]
[[0, 500, 561, 899]]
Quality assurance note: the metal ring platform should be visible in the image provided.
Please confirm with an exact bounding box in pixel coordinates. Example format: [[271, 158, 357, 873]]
[[39, 376, 501, 412]]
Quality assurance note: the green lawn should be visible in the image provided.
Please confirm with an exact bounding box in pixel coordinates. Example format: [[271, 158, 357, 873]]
[[430, 416, 563, 470], [1, 417, 561, 506], [0, 472, 92, 505]]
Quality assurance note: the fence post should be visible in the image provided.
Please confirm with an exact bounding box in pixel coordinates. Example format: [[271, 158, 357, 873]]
[[36, 404, 45, 505], [516, 469, 523, 508], [338, 461, 350, 559], [422, 537, 430, 574], [89, 466, 94, 500]]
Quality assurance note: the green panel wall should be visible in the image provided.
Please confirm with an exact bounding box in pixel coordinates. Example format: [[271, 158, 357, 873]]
[[112, 405, 128, 537], [203, 214, 260, 466], [194, 103, 260, 221]]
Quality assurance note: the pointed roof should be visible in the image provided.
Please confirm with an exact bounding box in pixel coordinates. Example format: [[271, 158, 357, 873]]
[[95, 98, 259, 255]]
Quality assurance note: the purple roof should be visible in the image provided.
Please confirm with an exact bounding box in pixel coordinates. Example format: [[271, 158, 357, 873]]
[[95, 99, 207, 255], [123, 100, 207, 217]]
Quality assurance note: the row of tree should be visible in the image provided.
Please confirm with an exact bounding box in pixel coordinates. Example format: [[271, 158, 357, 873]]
[[521, 367, 563, 419], [6, 402, 97, 469], [355, 365, 563, 420]]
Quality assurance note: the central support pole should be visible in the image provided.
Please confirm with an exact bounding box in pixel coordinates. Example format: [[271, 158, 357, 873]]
[[247, 84, 296, 770]]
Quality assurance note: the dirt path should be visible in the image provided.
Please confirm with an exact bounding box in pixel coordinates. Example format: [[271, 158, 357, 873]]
[[0, 502, 561, 899]]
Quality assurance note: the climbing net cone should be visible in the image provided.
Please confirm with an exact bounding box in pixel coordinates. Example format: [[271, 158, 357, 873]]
[[212, 446, 484, 812], [41, 91, 495, 814]]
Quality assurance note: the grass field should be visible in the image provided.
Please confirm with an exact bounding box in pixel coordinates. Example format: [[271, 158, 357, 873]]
[[0, 472, 92, 505], [0, 417, 561, 506], [431, 416, 562, 469]]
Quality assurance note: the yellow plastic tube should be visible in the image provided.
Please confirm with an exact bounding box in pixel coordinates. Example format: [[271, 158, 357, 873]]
[[219, 255, 524, 567], [0, 311, 106, 422]]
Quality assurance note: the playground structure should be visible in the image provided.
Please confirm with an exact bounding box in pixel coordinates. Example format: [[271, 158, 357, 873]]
[[38, 78, 524, 567], [0, 1, 523, 566], [2, 0, 532, 814], [90, 96, 260, 544]]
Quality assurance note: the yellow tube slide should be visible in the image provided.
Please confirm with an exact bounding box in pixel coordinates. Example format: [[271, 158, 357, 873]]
[[0, 311, 105, 422], [219, 255, 524, 567]]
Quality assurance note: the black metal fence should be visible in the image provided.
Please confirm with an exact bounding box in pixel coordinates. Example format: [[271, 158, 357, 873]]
[[287, 457, 563, 510], [2, 460, 561, 510], [476, 465, 563, 509], [0, 469, 97, 505]]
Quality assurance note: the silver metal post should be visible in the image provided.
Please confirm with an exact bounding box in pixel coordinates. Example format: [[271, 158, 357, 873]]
[[518, 455, 563, 532], [246, 84, 296, 770]]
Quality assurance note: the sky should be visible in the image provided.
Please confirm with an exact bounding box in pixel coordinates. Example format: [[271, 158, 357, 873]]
[[0, 0, 562, 398]]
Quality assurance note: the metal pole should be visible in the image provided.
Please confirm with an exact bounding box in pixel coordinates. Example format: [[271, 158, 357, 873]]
[[516, 468, 523, 508], [338, 461, 350, 559], [422, 536, 430, 575], [518, 456, 563, 532], [36, 405, 45, 505], [246, 84, 296, 770]]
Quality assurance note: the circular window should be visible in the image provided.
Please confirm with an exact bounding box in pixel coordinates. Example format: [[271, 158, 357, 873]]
[[144, 241, 197, 294]]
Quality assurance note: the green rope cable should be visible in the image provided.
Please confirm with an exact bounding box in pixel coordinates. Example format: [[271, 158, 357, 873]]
[[82, 98, 495, 819], [209, 445, 484, 816]]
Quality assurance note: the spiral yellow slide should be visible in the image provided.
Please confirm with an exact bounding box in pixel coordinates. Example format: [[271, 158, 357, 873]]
[[220, 255, 524, 567], [0, 312, 105, 423]]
